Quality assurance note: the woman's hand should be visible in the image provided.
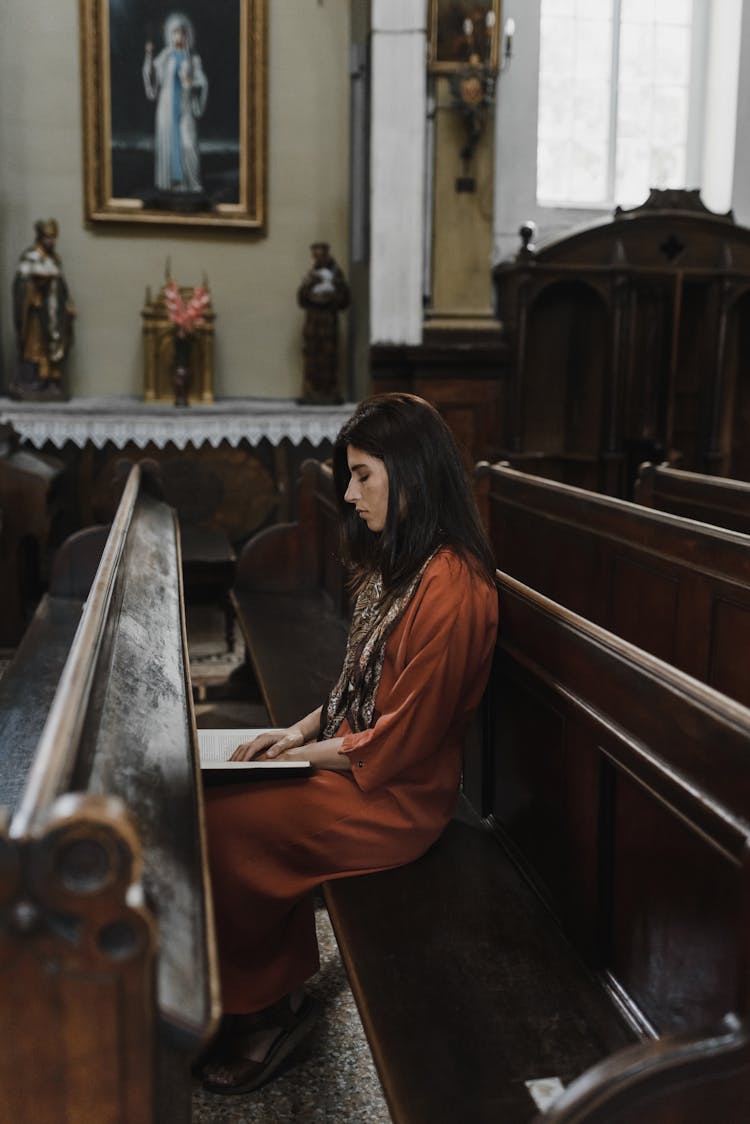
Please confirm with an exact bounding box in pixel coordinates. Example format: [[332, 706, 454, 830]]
[[230, 727, 305, 762], [229, 727, 350, 772]]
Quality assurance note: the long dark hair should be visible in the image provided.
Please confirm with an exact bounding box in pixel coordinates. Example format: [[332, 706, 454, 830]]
[[333, 393, 495, 593]]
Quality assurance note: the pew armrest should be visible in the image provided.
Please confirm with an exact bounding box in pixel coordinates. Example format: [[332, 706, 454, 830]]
[[539, 1014, 750, 1124]]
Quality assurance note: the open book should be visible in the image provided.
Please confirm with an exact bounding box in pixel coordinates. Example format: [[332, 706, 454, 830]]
[[198, 729, 313, 784]]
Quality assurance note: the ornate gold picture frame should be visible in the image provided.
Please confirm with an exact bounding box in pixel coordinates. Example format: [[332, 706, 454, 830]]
[[80, 0, 267, 231], [428, 0, 502, 74]]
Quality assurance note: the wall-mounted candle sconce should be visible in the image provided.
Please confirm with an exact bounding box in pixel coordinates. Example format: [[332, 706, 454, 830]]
[[449, 53, 495, 171], [438, 10, 515, 190]]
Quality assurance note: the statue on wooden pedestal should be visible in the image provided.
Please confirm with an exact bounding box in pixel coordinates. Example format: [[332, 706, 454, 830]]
[[296, 242, 350, 405], [10, 219, 75, 401]]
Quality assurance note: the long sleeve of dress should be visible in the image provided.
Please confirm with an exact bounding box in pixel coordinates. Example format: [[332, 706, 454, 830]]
[[338, 551, 497, 793]]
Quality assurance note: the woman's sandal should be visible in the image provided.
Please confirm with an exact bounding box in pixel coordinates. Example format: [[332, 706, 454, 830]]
[[200, 994, 320, 1095]]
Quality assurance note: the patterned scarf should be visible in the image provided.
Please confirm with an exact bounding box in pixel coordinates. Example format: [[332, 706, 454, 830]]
[[320, 552, 437, 739]]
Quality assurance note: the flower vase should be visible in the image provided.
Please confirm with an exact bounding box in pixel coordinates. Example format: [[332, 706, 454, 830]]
[[173, 333, 192, 407]]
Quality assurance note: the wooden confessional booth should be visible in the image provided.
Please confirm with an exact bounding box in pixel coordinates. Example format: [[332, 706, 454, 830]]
[[491, 189, 750, 498]]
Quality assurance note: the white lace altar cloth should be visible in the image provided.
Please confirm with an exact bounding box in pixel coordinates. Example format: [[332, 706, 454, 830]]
[[0, 396, 356, 451]]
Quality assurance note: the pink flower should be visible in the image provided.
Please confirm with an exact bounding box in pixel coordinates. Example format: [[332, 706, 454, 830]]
[[164, 279, 210, 337]]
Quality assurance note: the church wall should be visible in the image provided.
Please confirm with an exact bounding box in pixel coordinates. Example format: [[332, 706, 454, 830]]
[[0, 1, 351, 400]]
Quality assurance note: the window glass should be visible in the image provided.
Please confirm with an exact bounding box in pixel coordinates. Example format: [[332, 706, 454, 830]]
[[538, 0, 694, 207], [537, 2, 612, 205]]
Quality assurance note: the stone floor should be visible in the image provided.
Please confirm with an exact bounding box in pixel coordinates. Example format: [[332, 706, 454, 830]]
[[191, 900, 389, 1124], [188, 605, 390, 1124]]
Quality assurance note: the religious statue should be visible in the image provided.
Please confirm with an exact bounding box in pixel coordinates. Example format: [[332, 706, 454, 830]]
[[296, 242, 350, 405], [11, 219, 75, 400]]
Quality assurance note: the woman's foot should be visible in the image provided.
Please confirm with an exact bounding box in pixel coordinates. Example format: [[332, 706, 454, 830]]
[[200, 990, 320, 1096]]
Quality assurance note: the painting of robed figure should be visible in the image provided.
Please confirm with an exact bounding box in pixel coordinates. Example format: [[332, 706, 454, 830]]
[[80, 0, 267, 230]]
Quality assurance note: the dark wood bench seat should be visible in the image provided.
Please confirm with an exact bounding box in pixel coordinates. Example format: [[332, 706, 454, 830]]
[[327, 803, 636, 1124], [181, 522, 237, 651]]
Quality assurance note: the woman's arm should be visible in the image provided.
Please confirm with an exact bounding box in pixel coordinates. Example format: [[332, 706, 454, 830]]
[[264, 736, 350, 772], [338, 555, 497, 791]]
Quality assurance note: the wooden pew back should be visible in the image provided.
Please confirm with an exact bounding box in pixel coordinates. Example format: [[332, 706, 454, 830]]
[[0, 466, 217, 1124], [0, 443, 65, 644], [231, 458, 350, 727], [477, 461, 750, 708], [487, 571, 750, 1121], [234, 457, 346, 613], [636, 460, 750, 536]]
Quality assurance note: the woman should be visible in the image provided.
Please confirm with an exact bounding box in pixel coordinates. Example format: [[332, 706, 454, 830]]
[[201, 393, 498, 1094]]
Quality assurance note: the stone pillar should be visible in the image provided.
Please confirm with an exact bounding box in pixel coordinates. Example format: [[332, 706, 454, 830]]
[[370, 0, 427, 344]]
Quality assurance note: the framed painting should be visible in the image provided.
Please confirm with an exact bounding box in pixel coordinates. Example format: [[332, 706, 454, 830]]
[[80, 0, 267, 230], [428, 0, 502, 74]]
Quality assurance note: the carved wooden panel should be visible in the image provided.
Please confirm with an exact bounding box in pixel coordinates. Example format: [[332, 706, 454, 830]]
[[610, 769, 740, 1033], [90, 445, 278, 543], [710, 596, 750, 708], [492, 662, 569, 916], [609, 554, 680, 664], [493, 201, 750, 494]]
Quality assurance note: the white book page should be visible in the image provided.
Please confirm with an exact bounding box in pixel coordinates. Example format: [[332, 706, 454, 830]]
[[198, 729, 311, 771], [198, 729, 275, 763]]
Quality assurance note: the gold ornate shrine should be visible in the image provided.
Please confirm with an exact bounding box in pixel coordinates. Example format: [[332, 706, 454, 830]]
[[141, 282, 215, 403]]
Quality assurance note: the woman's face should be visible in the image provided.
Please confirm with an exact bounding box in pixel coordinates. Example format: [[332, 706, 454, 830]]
[[171, 26, 186, 48], [344, 445, 389, 533]]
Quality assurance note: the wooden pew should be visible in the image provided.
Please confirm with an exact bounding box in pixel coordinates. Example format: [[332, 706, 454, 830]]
[[0, 434, 65, 645], [476, 460, 750, 708], [635, 460, 750, 536], [0, 465, 218, 1124], [327, 573, 750, 1123], [232, 458, 750, 1121], [231, 457, 349, 727]]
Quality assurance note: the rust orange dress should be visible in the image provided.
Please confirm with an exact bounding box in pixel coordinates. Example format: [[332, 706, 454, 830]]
[[204, 549, 498, 1013]]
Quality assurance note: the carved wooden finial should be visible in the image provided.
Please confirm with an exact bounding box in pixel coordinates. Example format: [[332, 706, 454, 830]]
[[518, 221, 537, 257]]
